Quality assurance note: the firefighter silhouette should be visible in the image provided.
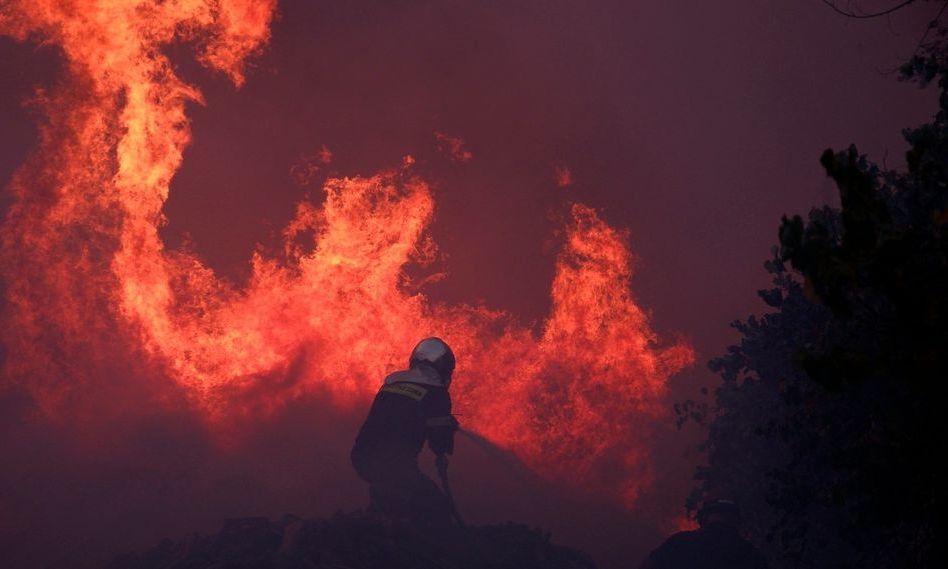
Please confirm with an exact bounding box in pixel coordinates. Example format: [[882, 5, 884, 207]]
[[350, 337, 459, 526]]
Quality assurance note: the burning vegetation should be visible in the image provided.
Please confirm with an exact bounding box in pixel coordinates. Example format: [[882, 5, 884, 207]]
[[0, 0, 691, 514]]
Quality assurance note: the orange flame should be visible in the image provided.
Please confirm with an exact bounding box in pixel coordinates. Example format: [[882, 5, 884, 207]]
[[0, 0, 692, 503]]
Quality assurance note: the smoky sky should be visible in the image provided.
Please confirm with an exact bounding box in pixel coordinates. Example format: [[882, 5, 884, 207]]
[[0, 1, 940, 568]]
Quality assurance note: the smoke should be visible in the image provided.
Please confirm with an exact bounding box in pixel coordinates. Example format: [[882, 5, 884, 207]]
[[0, 381, 667, 568], [0, 1, 693, 568]]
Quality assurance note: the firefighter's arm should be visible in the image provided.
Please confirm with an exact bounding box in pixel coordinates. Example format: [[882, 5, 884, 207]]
[[424, 388, 458, 454], [426, 414, 459, 455]]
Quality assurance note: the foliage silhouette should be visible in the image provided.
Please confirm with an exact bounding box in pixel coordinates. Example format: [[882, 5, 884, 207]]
[[685, 25, 948, 569]]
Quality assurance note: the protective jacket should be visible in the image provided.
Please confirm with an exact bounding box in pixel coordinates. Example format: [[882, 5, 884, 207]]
[[351, 364, 457, 482], [350, 364, 458, 525]]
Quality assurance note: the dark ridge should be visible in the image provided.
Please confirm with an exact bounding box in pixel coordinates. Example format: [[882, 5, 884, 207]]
[[106, 512, 597, 569]]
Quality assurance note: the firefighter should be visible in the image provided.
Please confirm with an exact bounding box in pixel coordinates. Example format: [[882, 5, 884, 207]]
[[640, 500, 769, 569], [350, 337, 459, 526]]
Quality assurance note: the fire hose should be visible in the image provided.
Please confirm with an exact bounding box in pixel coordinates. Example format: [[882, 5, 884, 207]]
[[435, 452, 466, 528], [435, 428, 545, 529]]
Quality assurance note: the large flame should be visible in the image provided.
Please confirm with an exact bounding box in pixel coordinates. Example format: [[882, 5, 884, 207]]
[[0, 0, 692, 503]]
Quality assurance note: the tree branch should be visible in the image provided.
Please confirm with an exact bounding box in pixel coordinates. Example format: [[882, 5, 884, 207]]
[[822, 0, 918, 19]]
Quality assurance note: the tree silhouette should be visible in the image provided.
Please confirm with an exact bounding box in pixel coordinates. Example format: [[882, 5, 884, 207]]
[[685, 25, 948, 569]]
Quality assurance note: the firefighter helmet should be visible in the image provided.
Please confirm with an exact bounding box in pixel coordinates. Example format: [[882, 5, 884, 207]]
[[409, 337, 456, 386]]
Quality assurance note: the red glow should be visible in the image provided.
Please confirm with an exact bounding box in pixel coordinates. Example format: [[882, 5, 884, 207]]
[[434, 131, 474, 163], [0, 0, 692, 504], [555, 165, 573, 188]]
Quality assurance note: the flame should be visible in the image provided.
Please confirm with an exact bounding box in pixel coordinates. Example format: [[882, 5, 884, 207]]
[[0, 0, 692, 503], [433, 131, 473, 163], [554, 165, 573, 188]]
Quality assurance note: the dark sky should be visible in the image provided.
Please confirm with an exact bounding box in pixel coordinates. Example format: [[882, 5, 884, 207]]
[[0, 0, 941, 567]]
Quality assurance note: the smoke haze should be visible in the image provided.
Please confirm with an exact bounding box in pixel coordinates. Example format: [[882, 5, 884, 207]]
[[0, 1, 939, 568]]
